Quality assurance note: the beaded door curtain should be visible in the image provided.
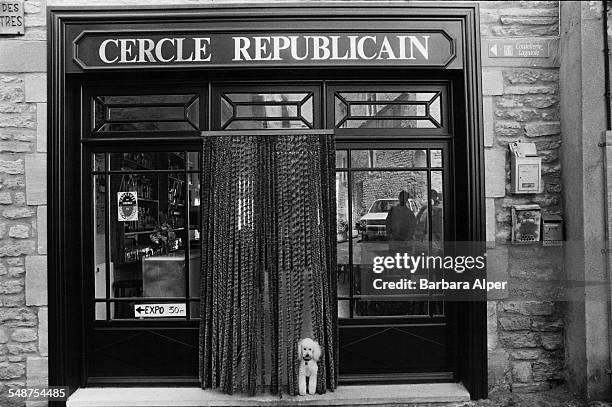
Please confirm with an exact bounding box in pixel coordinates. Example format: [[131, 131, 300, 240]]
[[199, 133, 337, 395]]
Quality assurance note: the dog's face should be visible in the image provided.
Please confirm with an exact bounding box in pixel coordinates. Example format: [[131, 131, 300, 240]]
[[298, 338, 321, 362]]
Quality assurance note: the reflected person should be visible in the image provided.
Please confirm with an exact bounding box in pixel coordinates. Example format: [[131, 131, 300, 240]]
[[385, 190, 417, 253]]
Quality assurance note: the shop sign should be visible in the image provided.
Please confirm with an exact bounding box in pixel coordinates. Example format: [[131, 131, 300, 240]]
[[0, 1, 24, 35], [73, 31, 456, 69], [117, 191, 138, 222], [488, 39, 549, 58], [134, 303, 187, 318]]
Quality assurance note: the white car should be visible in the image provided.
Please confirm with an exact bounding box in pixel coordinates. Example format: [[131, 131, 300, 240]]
[[358, 198, 420, 241]]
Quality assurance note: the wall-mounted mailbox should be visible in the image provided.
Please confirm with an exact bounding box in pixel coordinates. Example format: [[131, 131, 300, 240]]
[[509, 141, 541, 194], [512, 204, 541, 244], [542, 214, 563, 246]]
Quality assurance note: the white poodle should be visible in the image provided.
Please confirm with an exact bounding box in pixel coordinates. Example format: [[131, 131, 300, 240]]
[[297, 337, 321, 395]]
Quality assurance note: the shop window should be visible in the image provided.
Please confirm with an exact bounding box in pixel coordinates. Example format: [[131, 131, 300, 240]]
[[92, 151, 201, 320], [92, 94, 200, 132], [336, 147, 446, 319], [219, 92, 314, 129]]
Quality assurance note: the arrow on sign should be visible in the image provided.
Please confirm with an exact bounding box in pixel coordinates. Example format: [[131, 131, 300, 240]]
[[135, 306, 144, 314], [490, 44, 498, 57]]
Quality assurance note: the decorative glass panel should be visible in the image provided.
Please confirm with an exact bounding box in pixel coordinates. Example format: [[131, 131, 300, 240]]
[[220, 93, 314, 129], [334, 91, 443, 129], [93, 94, 200, 132]]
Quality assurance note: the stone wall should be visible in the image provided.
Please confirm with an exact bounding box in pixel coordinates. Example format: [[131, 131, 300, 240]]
[[0, 0, 48, 406], [479, 0, 566, 395]]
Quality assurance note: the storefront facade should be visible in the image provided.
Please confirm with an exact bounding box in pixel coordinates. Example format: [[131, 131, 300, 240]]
[[2, 1, 612, 406], [50, 2, 487, 399]]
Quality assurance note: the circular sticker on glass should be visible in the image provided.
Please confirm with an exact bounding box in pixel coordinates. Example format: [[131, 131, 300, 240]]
[[117, 191, 138, 222]]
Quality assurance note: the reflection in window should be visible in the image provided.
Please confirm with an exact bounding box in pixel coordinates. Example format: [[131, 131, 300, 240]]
[[338, 147, 447, 319], [220, 93, 314, 129], [92, 94, 200, 132], [351, 150, 428, 168], [334, 91, 443, 129]]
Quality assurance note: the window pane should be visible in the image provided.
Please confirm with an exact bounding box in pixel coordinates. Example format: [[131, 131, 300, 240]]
[[338, 300, 350, 319], [187, 152, 199, 171], [334, 90, 444, 129], [430, 150, 442, 168], [336, 150, 347, 168], [109, 152, 185, 172], [351, 150, 428, 168], [220, 92, 314, 129], [341, 92, 437, 102], [337, 172, 350, 300], [93, 94, 199, 133], [338, 118, 438, 129], [225, 120, 309, 129], [93, 174, 109, 320], [188, 172, 201, 319], [93, 153, 105, 172], [354, 300, 429, 317], [349, 104, 426, 117]]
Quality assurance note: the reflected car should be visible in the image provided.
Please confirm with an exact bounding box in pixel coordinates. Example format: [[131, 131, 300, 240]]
[[357, 198, 420, 241]]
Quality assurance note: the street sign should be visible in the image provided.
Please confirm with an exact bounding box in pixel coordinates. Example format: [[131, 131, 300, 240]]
[[134, 303, 186, 318], [0, 1, 24, 35], [488, 39, 549, 58]]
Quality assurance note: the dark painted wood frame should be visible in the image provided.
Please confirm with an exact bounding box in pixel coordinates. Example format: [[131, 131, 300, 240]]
[[48, 3, 486, 402]]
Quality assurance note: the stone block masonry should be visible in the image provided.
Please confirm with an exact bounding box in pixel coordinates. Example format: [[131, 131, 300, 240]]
[[0, 0, 47, 405], [479, 0, 565, 395]]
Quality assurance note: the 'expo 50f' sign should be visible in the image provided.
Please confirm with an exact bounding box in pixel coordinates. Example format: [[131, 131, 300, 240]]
[[72, 31, 456, 69]]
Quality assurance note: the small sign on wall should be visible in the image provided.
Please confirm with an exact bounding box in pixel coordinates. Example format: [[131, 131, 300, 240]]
[[0, 1, 24, 35], [117, 191, 138, 222], [488, 39, 549, 58]]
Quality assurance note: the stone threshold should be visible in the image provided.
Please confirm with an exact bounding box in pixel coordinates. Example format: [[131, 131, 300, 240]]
[[66, 383, 470, 406]]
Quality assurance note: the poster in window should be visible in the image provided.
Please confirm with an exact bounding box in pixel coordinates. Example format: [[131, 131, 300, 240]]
[[117, 191, 138, 222]]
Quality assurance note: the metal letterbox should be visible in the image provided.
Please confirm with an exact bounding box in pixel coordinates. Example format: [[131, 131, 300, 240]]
[[512, 204, 541, 244], [542, 215, 563, 246], [509, 141, 541, 194]]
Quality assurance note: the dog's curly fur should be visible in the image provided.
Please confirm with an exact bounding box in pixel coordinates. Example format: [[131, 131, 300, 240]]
[[297, 338, 321, 395]]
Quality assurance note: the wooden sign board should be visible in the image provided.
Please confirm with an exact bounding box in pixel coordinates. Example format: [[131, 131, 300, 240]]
[[0, 1, 24, 35]]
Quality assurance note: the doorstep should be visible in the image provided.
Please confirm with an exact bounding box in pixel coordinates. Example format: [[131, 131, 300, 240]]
[[66, 383, 471, 406]]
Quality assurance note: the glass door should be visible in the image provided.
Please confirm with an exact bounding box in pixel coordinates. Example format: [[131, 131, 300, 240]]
[[336, 144, 454, 380], [87, 149, 202, 380]]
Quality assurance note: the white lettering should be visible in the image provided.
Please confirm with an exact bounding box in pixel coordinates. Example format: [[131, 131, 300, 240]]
[[155, 38, 175, 63], [310, 35, 331, 60], [289, 36, 309, 61], [357, 36, 377, 60], [272, 36, 291, 61], [330, 36, 349, 60], [137, 38, 155, 62], [175, 38, 194, 62], [253, 36, 272, 60], [119, 39, 137, 63], [193, 38, 211, 62], [233, 37, 252, 61], [376, 36, 397, 60], [408, 35, 429, 60], [99, 39, 119, 64]]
